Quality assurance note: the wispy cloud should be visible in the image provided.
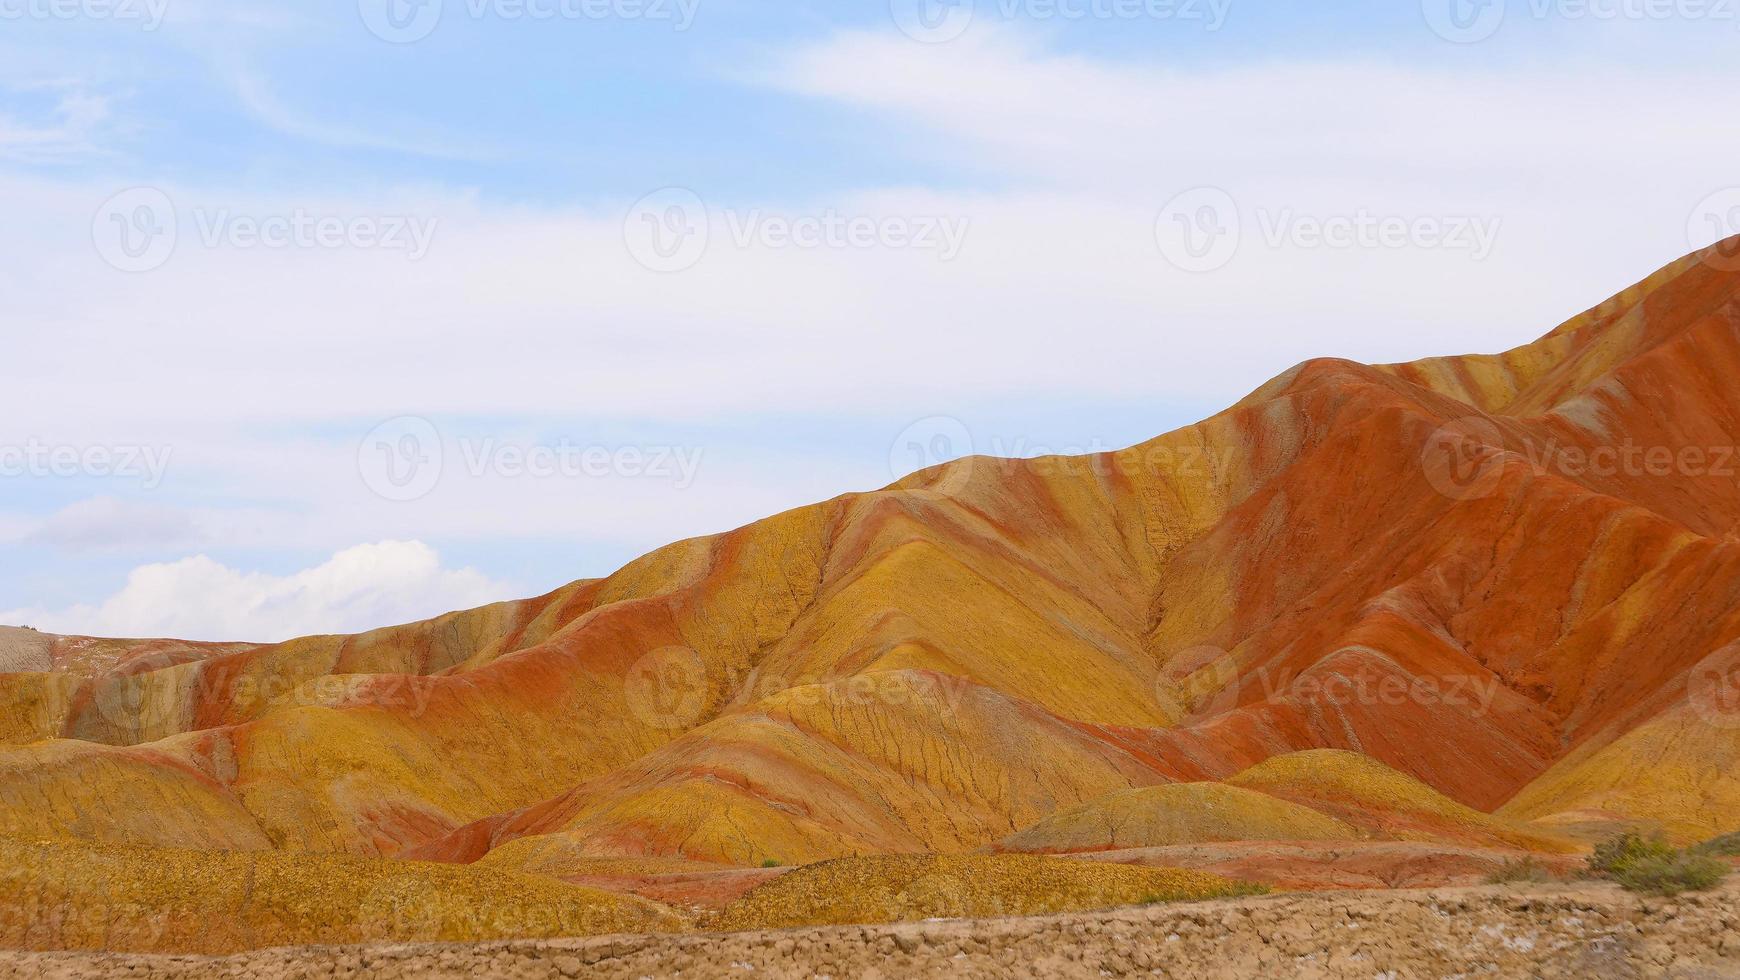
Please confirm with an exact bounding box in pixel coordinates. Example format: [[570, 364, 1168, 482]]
[[0, 80, 117, 163], [228, 70, 498, 162], [10, 497, 204, 553], [760, 26, 1740, 192]]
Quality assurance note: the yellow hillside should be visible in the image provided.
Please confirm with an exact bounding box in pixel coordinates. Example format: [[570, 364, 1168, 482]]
[[0, 836, 680, 954], [1229, 750, 1575, 853], [996, 782, 1360, 853], [1499, 705, 1740, 845]]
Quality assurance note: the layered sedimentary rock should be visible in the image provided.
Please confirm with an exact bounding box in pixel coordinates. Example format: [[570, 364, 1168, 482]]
[[4, 239, 1740, 882]]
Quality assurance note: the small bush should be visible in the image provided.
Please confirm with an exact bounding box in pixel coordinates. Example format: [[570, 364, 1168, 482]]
[[1587, 833, 1730, 896], [761, 859, 783, 868], [1693, 832, 1740, 858], [1613, 853, 1730, 897], [1140, 882, 1269, 905], [1587, 833, 1676, 877], [1484, 857, 1555, 885]]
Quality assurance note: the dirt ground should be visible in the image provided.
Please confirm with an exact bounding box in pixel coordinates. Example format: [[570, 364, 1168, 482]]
[[5, 878, 1738, 979]]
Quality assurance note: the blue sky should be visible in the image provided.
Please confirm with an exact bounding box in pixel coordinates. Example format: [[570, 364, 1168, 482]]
[[3, 0, 1738, 639]]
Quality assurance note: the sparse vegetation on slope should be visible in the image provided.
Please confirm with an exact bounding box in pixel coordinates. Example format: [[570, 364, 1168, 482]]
[[0, 836, 681, 954], [1586, 833, 1731, 897], [1483, 856, 1558, 885], [707, 855, 1265, 932], [1694, 832, 1740, 858]]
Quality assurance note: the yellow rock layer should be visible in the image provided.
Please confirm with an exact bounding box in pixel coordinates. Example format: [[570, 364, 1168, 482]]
[[996, 783, 1361, 853]]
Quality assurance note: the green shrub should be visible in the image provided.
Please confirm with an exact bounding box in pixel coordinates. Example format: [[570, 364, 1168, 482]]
[[1139, 881, 1268, 905], [1613, 853, 1730, 896], [1587, 833, 1730, 896], [761, 859, 783, 869], [1484, 856, 1555, 885], [1587, 833, 1676, 877], [1693, 832, 1740, 858]]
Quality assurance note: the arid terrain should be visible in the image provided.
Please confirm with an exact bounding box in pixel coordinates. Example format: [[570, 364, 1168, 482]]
[[5, 240, 1740, 972], [6, 878, 1740, 979]]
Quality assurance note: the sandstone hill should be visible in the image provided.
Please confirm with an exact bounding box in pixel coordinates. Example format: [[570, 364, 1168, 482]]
[[4, 239, 1740, 949]]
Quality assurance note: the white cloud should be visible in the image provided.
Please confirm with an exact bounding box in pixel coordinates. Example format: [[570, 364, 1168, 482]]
[[761, 27, 1740, 194], [6, 31, 1738, 435], [0, 541, 515, 642]]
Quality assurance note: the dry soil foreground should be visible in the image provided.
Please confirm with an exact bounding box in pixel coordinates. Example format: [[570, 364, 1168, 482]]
[[6, 879, 1740, 979]]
